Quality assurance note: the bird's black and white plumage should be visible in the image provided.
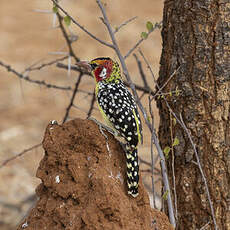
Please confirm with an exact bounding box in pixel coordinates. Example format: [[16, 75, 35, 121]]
[[88, 57, 143, 197]]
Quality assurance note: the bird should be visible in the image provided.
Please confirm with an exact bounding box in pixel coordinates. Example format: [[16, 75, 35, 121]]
[[78, 57, 142, 197]]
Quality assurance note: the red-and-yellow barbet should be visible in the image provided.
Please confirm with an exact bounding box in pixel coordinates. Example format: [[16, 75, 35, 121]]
[[79, 57, 142, 197]]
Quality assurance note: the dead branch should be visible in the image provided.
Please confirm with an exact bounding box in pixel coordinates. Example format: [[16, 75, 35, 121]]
[[0, 143, 42, 169], [87, 89, 96, 118], [24, 56, 69, 73], [56, 12, 79, 62], [133, 53, 149, 88], [0, 60, 72, 91], [124, 21, 162, 59], [62, 72, 83, 123], [51, 0, 114, 49], [179, 114, 217, 230], [114, 16, 138, 34]]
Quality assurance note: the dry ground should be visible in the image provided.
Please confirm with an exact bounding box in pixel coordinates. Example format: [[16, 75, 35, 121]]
[[0, 0, 163, 229]]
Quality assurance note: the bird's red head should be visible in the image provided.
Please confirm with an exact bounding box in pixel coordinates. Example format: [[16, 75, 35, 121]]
[[89, 57, 113, 82]]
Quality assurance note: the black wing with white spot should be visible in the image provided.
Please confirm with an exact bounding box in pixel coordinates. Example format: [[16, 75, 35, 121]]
[[97, 82, 142, 148]]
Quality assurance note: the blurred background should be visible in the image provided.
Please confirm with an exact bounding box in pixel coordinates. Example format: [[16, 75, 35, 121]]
[[0, 0, 163, 229]]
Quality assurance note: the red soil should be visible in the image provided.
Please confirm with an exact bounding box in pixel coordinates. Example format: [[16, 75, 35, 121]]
[[17, 119, 173, 230]]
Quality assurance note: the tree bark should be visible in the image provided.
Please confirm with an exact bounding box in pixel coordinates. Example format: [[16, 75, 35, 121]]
[[157, 0, 230, 229]]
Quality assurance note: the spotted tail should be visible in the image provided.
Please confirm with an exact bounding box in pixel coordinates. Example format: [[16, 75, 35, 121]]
[[126, 146, 139, 197]]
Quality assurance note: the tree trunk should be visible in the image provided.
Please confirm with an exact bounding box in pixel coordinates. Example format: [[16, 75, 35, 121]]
[[157, 0, 230, 229]]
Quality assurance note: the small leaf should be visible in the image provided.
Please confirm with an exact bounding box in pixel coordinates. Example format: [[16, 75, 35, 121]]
[[64, 15, 71, 26], [52, 6, 58, 13], [173, 118, 177, 126], [175, 86, 180, 96], [162, 190, 169, 200], [164, 146, 171, 159], [164, 146, 171, 155], [169, 91, 172, 97], [146, 21, 153, 32], [147, 115, 151, 122], [141, 32, 148, 39], [173, 137, 179, 146]]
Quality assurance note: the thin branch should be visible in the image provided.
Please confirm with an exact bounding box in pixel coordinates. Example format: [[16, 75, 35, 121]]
[[33, 9, 53, 14], [114, 16, 138, 34], [72, 104, 90, 115], [170, 112, 178, 220], [24, 56, 69, 73], [133, 53, 149, 88], [57, 62, 93, 76], [62, 72, 83, 123], [0, 200, 22, 212], [141, 168, 162, 176], [149, 95, 157, 209], [51, 0, 114, 49], [139, 156, 151, 167], [200, 221, 211, 230], [0, 60, 72, 91], [153, 66, 181, 98], [87, 90, 96, 118], [179, 114, 217, 230], [138, 49, 183, 126], [56, 12, 79, 62], [0, 143, 42, 169], [124, 21, 162, 59], [139, 91, 146, 100]]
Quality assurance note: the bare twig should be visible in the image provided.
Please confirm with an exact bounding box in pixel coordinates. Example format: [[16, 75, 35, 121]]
[[33, 9, 53, 14], [200, 221, 211, 230], [72, 104, 91, 114], [56, 12, 79, 62], [57, 62, 93, 76], [170, 112, 178, 220], [87, 89, 96, 118], [0, 143, 42, 169], [139, 156, 152, 167], [179, 114, 217, 230], [62, 72, 83, 123], [149, 95, 157, 209], [51, 0, 114, 49], [24, 56, 69, 72], [114, 16, 138, 34], [133, 53, 149, 88], [124, 21, 162, 59], [153, 66, 180, 98], [138, 49, 182, 126], [0, 60, 72, 91], [0, 200, 22, 212], [141, 168, 161, 176]]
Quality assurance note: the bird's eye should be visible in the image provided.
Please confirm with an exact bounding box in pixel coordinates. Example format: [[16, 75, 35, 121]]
[[90, 63, 97, 70]]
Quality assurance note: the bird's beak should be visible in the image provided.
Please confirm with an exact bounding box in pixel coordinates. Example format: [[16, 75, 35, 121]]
[[75, 61, 92, 72]]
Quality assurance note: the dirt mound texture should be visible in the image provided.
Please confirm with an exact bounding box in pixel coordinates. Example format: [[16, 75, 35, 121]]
[[17, 119, 172, 230]]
